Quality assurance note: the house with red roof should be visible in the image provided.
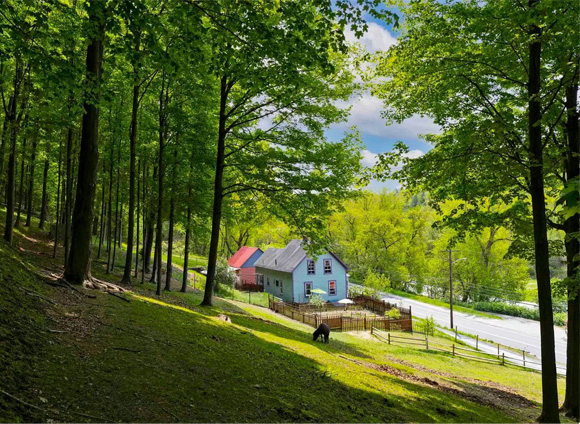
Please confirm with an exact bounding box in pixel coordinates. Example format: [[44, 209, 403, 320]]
[[227, 246, 264, 287]]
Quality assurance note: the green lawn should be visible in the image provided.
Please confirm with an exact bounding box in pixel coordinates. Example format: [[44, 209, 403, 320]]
[[0, 214, 572, 422]]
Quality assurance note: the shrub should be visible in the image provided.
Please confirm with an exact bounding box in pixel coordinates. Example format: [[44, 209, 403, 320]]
[[554, 312, 567, 327], [309, 294, 325, 308], [418, 315, 436, 336], [464, 301, 567, 326], [349, 285, 381, 299], [214, 259, 236, 294], [385, 308, 401, 319]]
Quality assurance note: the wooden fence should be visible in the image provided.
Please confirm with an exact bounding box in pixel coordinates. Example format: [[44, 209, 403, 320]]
[[372, 328, 566, 376], [350, 295, 412, 320], [268, 298, 413, 332], [234, 282, 264, 292]]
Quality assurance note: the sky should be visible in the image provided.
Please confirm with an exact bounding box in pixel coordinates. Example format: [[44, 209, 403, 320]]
[[327, 16, 440, 192]]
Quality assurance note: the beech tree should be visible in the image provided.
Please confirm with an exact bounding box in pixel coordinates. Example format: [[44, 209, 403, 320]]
[[63, 0, 106, 284], [195, 0, 396, 306], [371, 0, 578, 420]]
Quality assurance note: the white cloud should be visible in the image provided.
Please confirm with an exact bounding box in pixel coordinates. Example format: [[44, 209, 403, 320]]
[[345, 22, 398, 53], [334, 91, 440, 140], [360, 148, 424, 169], [403, 149, 424, 159], [361, 149, 425, 193], [361, 149, 378, 167]]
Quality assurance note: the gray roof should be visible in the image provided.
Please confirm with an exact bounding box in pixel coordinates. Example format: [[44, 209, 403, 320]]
[[254, 240, 306, 273], [254, 239, 349, 273]]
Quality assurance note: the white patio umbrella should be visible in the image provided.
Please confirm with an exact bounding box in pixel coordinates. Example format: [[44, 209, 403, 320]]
[[338, 298, 354, 310]]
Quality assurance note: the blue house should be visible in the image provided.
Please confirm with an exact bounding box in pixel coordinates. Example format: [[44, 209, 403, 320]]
[[254, 239, 349, 303]]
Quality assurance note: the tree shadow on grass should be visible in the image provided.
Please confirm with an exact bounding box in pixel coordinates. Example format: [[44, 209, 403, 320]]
[[229, 312, 374, 360], [39, 291, 518, 424]]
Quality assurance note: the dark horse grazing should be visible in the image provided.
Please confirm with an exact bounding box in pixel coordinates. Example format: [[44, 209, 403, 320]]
[[313, 323, 330, 343]]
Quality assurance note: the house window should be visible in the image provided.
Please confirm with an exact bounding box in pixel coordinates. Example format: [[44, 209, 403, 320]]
[[276, 280, 279, 287], [280, 281, 283, 294], [304, 282, 313, 297], [267, 277, 270, 286], [307, 260, 315, 275], [328, 281, 336, 295], [324, 259, 332, 274]]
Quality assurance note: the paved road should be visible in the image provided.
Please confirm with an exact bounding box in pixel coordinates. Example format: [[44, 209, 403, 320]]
[[380, 291, 568, 369]]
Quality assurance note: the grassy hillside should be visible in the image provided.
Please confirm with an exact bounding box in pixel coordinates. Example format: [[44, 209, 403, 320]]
[[0, 217, 570, 422]]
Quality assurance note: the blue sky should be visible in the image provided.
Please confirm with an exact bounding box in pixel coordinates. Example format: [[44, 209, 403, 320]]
[[327, 17, 440, 191]]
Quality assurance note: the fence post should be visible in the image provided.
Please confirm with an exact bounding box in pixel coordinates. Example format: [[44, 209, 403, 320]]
[[364, 316, 367, 331], [497, 343, 500, 359], [501, 353, 505, 366], [388, 333, 391, 345], [452, 344, 455, 356], [425, 336, 429, 350], [523, 350, 526, 369], [476, 334, 479, 350]]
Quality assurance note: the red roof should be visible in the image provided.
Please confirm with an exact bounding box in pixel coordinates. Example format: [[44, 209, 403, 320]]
[[228, 247, 261, 268]]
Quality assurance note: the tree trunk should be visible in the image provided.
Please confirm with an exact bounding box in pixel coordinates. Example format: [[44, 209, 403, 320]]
[[165, 146, 178, 291], [97, 168, 106, 259], [141, 164, 147, 283], [165, 196, 174, 291], [202, 75, 228, 306], [4, 58, 22, 244], [63, 4, 104, 284], [527, 8, 559, 422], [143, 167, 156, 273], [0, 96, 13, 200], [122, 49, 140, 284], [25, 136, 38, 226], [182, 187, 192, 293], [155, 76, 167, 296], [106, 135, 114, 272], [562, 81, 580, 420], [134, 159, 140, 278], [63, 126, 73, 266], [150, 224, 158, 284], [39, 158, 49, 229], [52, 138, 63, 258], [15, 135, 27, 228], [118, 202, 123, 247], [112, 135, 121, 271]]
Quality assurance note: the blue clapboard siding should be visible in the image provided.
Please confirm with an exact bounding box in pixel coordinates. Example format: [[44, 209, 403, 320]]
[[292, 253, 347, 304]]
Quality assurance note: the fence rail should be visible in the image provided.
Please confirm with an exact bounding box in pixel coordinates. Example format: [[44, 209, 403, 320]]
[[234, 282, 264, 292], [269, 298, 413, 332], [371, 327, 566, 376], [350, 295, 412, 319]]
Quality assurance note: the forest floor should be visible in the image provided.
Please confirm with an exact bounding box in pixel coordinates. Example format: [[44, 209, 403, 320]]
[[0, 213, 572, 423]]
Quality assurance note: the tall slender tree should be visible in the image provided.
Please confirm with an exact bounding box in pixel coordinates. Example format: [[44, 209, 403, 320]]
[[63, 0, 105, 284]]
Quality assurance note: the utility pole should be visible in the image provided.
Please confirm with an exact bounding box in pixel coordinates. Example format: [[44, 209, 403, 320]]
[[443, 249, 463, 329], [448, 249, 454, 329]]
